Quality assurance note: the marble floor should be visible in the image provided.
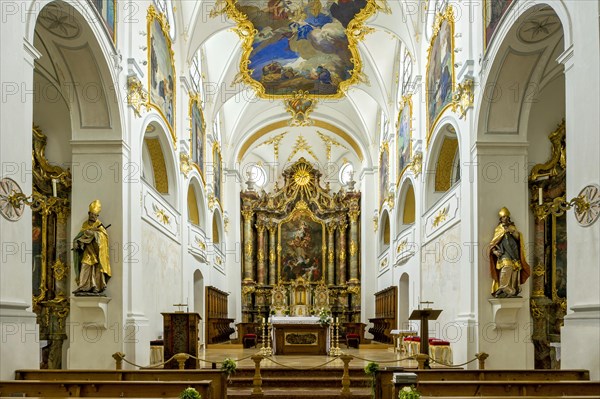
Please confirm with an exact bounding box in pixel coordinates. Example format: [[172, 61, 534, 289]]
[[194, 345, 423, 369]]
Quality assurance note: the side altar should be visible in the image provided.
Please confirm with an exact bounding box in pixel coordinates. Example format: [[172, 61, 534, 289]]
[[239, 159, 362, 327], [271, 316, 329, 355]]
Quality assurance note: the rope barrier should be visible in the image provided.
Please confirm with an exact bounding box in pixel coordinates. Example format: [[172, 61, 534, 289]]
[[349, 354, 416, 364], [114, 351, 262, 370], [260, 355, 341, 371]]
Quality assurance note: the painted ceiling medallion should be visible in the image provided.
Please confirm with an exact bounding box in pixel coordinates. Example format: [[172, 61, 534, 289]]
[[517, 14, 561, 43], [38, 4, 81, 39], [222, 0, 380, 99], [285, 91, 316, 126]]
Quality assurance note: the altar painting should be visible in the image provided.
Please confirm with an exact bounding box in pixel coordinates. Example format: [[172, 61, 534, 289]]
[[148, 6, 176, 138], [426, 8, 454, 143], [396, 96, 412, 183], [279, 213, 325, 282], [227, 0, 377, 98]]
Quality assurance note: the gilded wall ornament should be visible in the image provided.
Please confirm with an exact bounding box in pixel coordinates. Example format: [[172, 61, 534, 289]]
[[0, 178, 25, 221], [127, 75, 149, 118], [288, 135, 318, 163], [452, 79, 474, 119], [153, 204, 170, 225], [285, 91, 316, 126], [432, 206, 449, 228], [409, 152, 423, 178], [317, 130, 347, 163], [180, 152, 193, 177]]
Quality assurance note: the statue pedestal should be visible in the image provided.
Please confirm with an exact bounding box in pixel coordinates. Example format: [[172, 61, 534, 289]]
[[72, 296, 111, 329], [488, 297, 526, 330]]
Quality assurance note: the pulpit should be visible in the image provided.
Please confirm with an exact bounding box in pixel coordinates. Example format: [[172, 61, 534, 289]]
[[162, 312, 200, 369], [409, 308, 442, 368]]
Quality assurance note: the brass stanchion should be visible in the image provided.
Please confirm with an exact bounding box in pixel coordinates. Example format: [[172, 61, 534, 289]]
[[340, 354, 353, 396], [251, 354, 264, 397]]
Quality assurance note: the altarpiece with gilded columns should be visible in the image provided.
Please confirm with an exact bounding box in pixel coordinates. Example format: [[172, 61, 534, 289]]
[[240, 158, 361, 324]]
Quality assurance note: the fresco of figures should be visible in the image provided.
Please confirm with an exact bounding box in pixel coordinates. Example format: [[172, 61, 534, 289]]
[[485, 0, 514, 48], [235, 0, 369, 96], [379, 144, 389, 207], [396, 98, 412, 181], [190, 97, 205, 180], [91, 0, 116, 42], [279, 217, 325, 282], [148, 6, 175, 132], [426, 14, 453, 138], [213, 145, 222, 207]]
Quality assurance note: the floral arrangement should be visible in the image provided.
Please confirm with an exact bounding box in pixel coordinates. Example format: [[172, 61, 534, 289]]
[[179, 387, 201, 399], [364, 362, 380, 399], [318, 308, 332, 327], [220, 358, 237, 377], [398, 385, 420, 399], [283, 309, 290, 316]]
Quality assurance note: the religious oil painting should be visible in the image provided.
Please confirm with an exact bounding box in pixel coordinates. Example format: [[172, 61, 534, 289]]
[[90, 0, 116, 43], [396, 96, 412, 183], [426, 8, 454, 143], [279, 213, 325, 282], [213, 144, 223, 208], [227, 0, 378, 98], [148, 5, 176, 138], [484, 0, 513, 49], [379, 143, 389, 207], [190, 95, 206, 183]]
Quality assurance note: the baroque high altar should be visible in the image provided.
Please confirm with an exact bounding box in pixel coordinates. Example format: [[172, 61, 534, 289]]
[[240, 158, 361, 323]]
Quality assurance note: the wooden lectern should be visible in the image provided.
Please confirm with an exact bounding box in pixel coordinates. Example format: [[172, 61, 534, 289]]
[[162, 312, 201, 369], [408, 308, 442, 368]]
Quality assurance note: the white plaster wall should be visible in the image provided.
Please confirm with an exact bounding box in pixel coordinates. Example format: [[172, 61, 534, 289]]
[[0, 5, 40, 378], [421, 223, 462, 340], [141, 221, 182, 340]]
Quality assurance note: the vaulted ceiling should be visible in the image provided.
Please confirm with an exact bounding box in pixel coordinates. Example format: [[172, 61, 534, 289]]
[[178, 0, 421, 174]]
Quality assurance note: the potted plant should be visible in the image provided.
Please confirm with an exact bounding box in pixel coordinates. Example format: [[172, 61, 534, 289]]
[[398, 385, 420, 399], [221, 357, 237, 382], [364, 361, 380, 399], [179, 387, 201, 399]]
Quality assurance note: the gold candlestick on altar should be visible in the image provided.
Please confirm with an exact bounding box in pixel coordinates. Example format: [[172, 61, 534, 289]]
[[260, 319, 272, 356]]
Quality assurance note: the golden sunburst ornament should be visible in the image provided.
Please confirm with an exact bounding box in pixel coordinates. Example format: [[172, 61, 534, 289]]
[[294, 168, 311, 186]]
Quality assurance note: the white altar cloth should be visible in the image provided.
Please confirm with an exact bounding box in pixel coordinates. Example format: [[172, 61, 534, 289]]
[[270, 316, 320, 325]]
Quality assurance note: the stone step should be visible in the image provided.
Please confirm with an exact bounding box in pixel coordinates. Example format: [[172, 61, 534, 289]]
[[229, 376, 372, 388], [227, 387, 373, 398]]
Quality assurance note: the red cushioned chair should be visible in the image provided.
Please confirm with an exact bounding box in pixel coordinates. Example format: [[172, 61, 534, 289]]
[[346, 333, 360, 349], [242, 333, 257, 348]]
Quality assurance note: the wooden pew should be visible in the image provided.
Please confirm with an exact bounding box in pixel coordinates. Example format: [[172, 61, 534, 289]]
[[15, 370, 227, 399], [0, 380, 213, 398]]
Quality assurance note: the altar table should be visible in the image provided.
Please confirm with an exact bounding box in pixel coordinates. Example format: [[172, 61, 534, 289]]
[[270, 316, 330, 355]]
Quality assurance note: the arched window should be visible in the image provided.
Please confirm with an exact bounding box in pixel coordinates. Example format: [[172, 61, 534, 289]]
[[339, 162, 354, 186], [190, 49, 204, 100]]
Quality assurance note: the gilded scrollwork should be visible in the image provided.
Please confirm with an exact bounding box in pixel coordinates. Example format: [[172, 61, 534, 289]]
[[127, 75, 149, 117], [452, 79, 474, 119]]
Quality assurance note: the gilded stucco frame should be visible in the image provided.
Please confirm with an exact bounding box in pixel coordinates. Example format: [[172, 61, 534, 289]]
[[425, 6, 456, 147], [147, 5, 177, 145], [221, 0, 378, 100], [396, 95, 413, 186], [189, 93, 206, 186], [277, 201, 327, 284]]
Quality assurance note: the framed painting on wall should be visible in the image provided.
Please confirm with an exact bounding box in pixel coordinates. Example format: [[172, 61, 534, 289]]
[[189, 94, 206, 184], [396, 95, 412, 184], [379, 142, 389, 208], [484, 0, 514, 50], [89, 0, 116, 43], [426, 7, 455, 145], [278, 209, 326, 283], [147, 5, 176, 142], [213, 143, 222, 209]]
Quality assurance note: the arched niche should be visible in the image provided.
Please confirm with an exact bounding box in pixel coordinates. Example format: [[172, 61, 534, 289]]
[[396, 179, 416, 232], [141, 121, 178, 208], [425, 123, 460, 210], [379, 210, 391, 253], [187, 176, 206, 228], [212, 210, 224, 252]]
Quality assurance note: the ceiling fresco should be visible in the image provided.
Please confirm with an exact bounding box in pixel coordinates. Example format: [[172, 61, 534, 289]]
[[224, 0, 379, 99]]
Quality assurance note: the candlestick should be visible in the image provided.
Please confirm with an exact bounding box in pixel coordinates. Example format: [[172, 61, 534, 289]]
[[52, 179, 57, 197], [538, 187, 543, 206]]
